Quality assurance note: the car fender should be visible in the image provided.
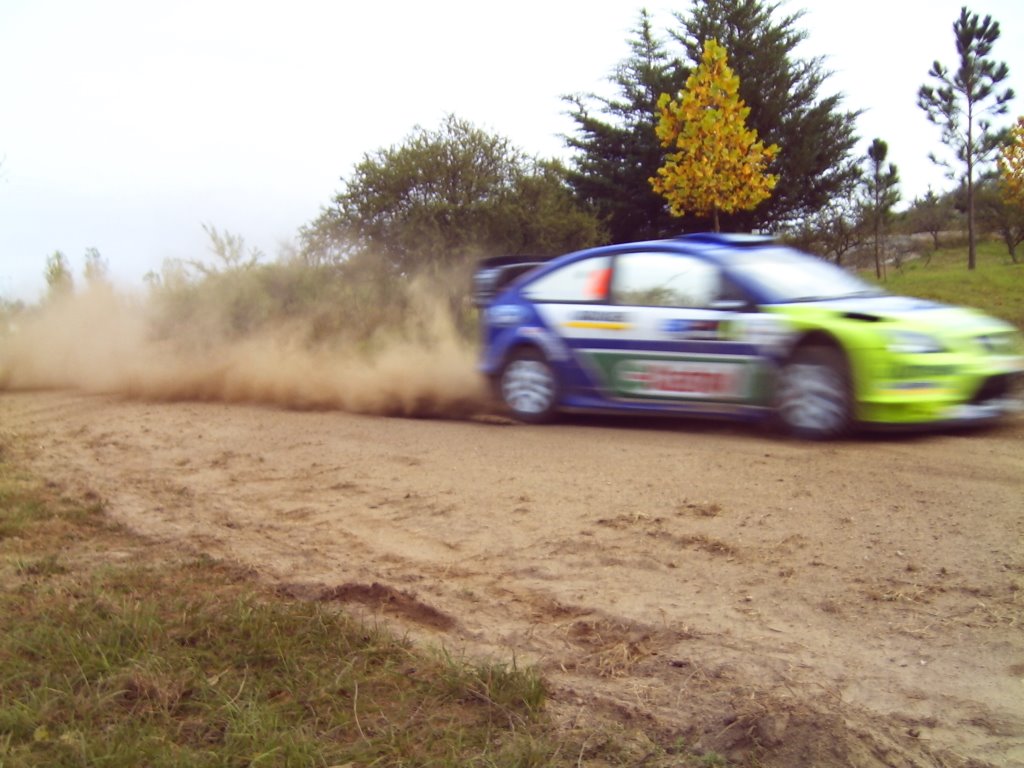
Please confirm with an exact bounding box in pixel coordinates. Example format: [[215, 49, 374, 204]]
[[482, 325, 571, 377]]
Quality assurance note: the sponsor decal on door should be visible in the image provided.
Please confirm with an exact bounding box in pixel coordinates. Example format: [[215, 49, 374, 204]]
[[615, 359, 746, 398]]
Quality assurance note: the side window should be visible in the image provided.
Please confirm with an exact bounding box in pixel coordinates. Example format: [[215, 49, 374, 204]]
[[612, 252, 720, 308], [522, 256, 612, 302]]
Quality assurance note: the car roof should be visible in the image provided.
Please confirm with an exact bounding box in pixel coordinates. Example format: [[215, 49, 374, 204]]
[[556, 233, 780, 266]]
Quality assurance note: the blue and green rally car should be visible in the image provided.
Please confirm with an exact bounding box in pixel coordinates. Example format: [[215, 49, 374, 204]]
[[473, 234, 1024, 439]]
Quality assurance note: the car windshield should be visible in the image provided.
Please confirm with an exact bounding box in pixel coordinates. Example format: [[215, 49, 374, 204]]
[[725, 247, 884, 303]]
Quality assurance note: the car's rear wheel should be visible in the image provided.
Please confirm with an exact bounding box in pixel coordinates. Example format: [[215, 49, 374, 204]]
[[775, 346, 852, 439], [499, 348, 558, 423]]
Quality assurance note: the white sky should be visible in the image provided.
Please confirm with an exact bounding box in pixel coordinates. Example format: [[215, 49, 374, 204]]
[[1, 0, 1022, 301]]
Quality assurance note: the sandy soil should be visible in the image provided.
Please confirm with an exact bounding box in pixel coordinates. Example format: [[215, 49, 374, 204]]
[[2, 391, 1022, 767]]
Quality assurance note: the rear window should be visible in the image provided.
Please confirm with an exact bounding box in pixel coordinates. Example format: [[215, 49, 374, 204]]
[[522, 256, 612, 302]]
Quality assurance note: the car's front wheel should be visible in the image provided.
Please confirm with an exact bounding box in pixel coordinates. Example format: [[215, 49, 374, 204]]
[[499, 349, 558, 423], [775, 346, 852, 439]]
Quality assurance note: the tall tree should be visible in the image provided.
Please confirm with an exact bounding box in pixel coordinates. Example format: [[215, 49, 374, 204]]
[[998, 116, 1024, 211], [651, 39, 779, 231], [83, 247, 110, 287], [784, 197, 863, 265], [564, 10, 685, 242], [976, 177, 1024, 263], [44, 251, 74, 300], [918, 6, 1014, 270], [302, 116, 602, 273], [861, 139, 901, 279], [905, 188, 957, 252], [671, 0, 860, 229]]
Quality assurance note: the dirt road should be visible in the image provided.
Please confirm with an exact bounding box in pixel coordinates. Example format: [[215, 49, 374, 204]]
[[3, 391, 1022, 766]]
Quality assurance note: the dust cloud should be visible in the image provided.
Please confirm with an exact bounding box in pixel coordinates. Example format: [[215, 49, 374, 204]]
[[0, 282, 490, 419]]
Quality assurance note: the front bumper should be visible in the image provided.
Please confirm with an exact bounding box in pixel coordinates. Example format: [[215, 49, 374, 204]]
[[857, 361, 1024, 427]]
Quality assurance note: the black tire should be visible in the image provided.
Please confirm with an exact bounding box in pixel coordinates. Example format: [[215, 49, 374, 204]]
[[498, 348, 559, 424], [774, 345, 852, 440]]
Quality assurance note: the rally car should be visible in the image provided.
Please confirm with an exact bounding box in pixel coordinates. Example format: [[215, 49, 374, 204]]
[[473, 233, 1024, 439]]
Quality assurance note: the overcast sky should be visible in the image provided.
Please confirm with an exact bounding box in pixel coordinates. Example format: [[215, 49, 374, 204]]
[[1, 0, 1022, 301]]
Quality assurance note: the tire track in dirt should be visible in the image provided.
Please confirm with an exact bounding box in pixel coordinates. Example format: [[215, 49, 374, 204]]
[[2, 391, 1022, 767]]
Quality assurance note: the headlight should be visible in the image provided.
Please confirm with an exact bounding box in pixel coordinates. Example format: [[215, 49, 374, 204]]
[[885, 330, 945, 354]]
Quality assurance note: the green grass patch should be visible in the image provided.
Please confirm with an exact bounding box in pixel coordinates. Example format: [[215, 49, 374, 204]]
[[0, 435, 717, 767], [0, 512, 551, 766], [0, 574, 552, 767], [870, 239, 1024, 328]]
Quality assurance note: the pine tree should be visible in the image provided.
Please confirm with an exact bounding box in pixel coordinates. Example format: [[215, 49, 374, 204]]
[[564, 10, 685, 242], [650, 39, 779, 231], [861, 139, 901, 279], [918, 7, 1014, 270]]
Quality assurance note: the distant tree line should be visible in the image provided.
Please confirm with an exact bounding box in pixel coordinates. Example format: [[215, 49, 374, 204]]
[[298, 0, 866, 273], [297, 0, 1017, 278], [17, 0, 1021, 325], [42, 247, 110, 300]]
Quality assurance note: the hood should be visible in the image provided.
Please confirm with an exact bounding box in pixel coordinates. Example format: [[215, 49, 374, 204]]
[[814, 295, 947, 317], [806, 295, 1015, 331]]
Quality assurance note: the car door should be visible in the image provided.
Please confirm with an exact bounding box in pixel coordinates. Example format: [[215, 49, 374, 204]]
[[582, 250, 767, 412]]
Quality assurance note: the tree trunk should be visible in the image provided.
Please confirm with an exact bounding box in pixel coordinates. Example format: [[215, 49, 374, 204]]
[[967, 175, 977, 270], [873, 223, 881, 280], [967, 119, 977, 271]]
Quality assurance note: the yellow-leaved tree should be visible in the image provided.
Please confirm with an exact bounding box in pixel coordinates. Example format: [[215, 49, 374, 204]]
[[650, 38, 779, 232], [999, 116, 1024, 210]]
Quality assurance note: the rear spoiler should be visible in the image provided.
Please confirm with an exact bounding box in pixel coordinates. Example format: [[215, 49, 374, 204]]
[[472, 256, 546, 307]]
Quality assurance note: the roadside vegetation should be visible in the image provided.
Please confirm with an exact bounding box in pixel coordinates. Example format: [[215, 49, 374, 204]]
[[870, 239, 1024, 328], [3, 2, 1019, 343], [0, 438, 723, 768]]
